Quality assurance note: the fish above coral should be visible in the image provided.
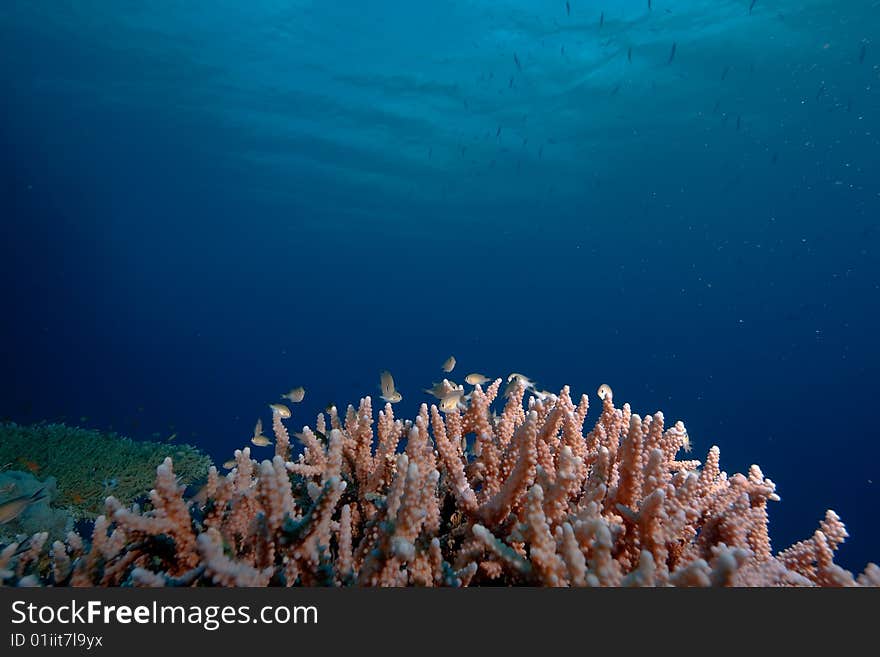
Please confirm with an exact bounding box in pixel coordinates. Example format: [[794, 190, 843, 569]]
[[379, 370, 402, 403], [281, 387, 305, 403], [0, 381, 876, 587], [250, 418, 272, 447]]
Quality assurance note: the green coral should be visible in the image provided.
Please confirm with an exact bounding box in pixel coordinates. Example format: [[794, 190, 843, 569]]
[[0, 422, 213, 519]]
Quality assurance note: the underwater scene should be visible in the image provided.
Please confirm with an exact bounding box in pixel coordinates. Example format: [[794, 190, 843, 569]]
[[0, 1, 878, 586]]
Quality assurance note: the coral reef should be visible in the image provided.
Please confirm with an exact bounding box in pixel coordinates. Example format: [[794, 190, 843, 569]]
[[0, 422, 212, 518], [1, 382, 876, 587]]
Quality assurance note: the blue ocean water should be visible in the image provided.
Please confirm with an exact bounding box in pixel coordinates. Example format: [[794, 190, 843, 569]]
[[0, 1, 877, 571]]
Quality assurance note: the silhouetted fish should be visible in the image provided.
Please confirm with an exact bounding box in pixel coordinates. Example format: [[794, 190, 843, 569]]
[[859, 43, 867, 64], [600, 12, 604, 28], [514, 53, 522, 70], [667, 42, 677, 64], [648, 0, 652, 11], [749, 0, 757, 14], [721, 65, 730, 81], [736, 115, 741, 131], [566, 2, 571, 16]]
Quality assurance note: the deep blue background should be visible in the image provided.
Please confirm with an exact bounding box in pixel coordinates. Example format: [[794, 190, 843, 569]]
[[1, 1, 878, 571]]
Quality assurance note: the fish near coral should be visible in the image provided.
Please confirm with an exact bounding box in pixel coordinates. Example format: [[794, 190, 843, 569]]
[[503, 372, 536, 398], [251, 435, 272, 447], [269, 403, 291, 418], [0, 487, 46, 524], [507, 372, 534, 387], [379, 370, 395, 397], [251, 418, 272, 446], [439, 391, 465, 412], [379, 370, 402, 403]]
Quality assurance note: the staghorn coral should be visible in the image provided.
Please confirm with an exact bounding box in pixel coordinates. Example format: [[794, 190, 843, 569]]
[[1, 382, 877, 587], [0, 422, 212, 518]]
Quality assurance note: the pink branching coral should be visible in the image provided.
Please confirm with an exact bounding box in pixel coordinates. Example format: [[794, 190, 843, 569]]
[[1, 381, 877, 587]]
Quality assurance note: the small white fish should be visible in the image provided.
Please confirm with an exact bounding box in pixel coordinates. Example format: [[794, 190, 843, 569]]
[[597, 383, 613, 401], [439, 391, 464, 412], [439, 397, 460, 412], [281, 387, 306, 403], [251, 435, 272, 447], [503, 373, 536, 399], [465, 373, 491, 385], [222, 459, 236, 469], [253, 418, 263, 438], [379, 371, 402, 402], [379, 370, 396, 398], [507, 372, 535, 387], [442, 356, 457, 372], [269, 403, 291, 418]]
